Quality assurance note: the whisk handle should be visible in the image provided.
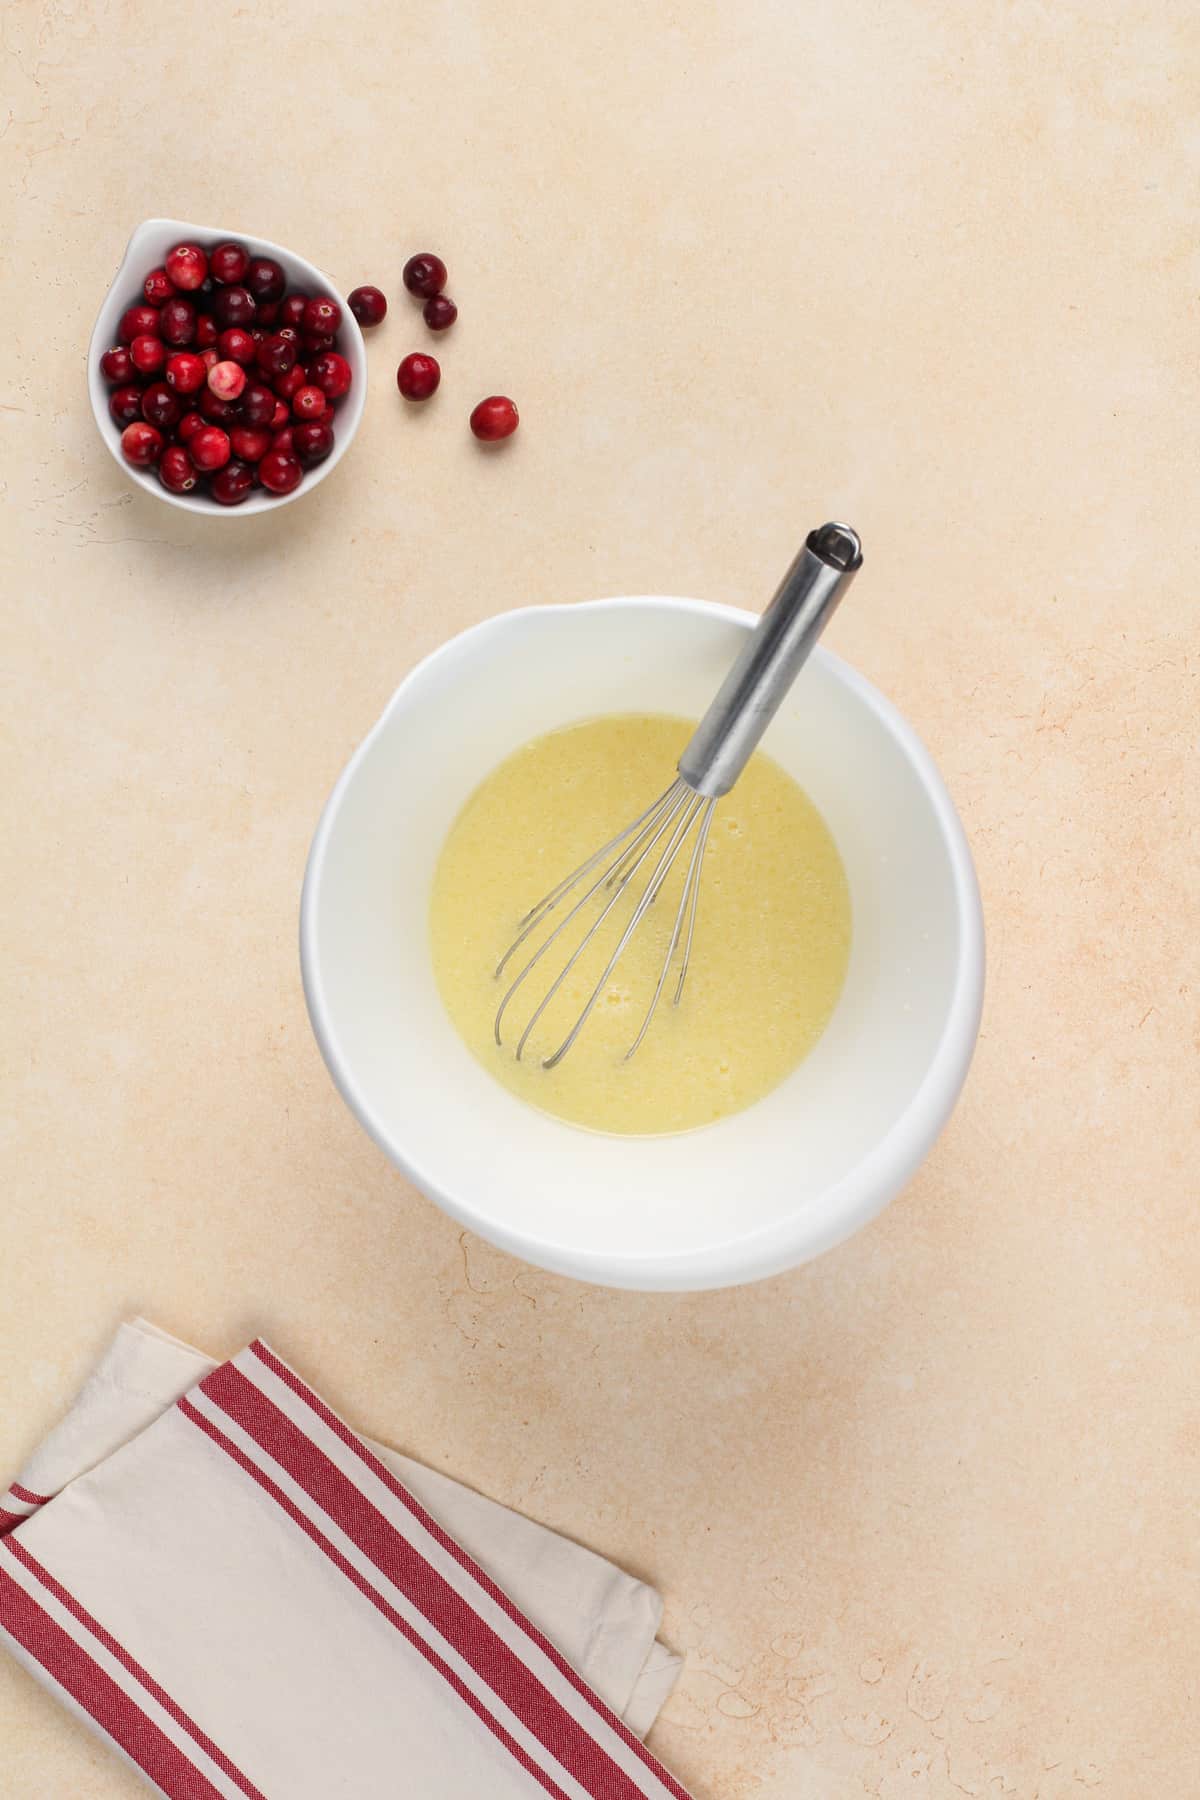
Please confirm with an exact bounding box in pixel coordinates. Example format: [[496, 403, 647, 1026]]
[[677, 522, 862, 798]]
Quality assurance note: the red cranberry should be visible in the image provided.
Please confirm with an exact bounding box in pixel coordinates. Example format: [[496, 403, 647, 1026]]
[[141, 381, 181, 430], [109, 384, 143, 426], [200, 348, 219, 373], [159, 445, 198, 493], [209, 241, 250, 285], [277, 325, 302, 349], [423, 294, 457, 331], [291, 383, 327, 419], [397, 352, 440, 401], [279, 293, 309, 330], [310, 350, 352, 398], [256, 300, 280, 327], [189, 425, 231, 470], [302, 331, 335, 354], [165, 351, 206, 394], [99, 345, 134, 383], [208, 359, 247, 402], [348, 284, 387, 326], [120, 421, 164, 466], [240, 381, 276, 426], [160, 298, 197, 346], [469, 395, 519, 441], [119, 304, 161, 344], [259, 448, 302, 494], [212, 285, 256, 330], [270, 426, 295, 454], [178, 410, 205, 442], [165, 242, 208, 290], [256, 332, 296, 377], [303, 295, 342, 337], [200, 386, 239, 423], [218, 327, 257, 366], [246, 256, 286, 304], [195, 312, 218, 349], [403, 253, 446, 298], [143, 266, 176, 306], [129, 334, 167, 376], [211, 460, 255, 505], [293, 419, 335, 465], [270, 399, 290, 429], [230, 425, 271, 462], [274, 364, 306, 400]]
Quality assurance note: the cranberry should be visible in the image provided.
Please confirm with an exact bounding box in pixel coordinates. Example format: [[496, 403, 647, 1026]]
[[246, 256, 286, 304], [200, 386, 239, 423], [293, 419, 335, 465], [274, 364, 306, 400], [208, 359, 247, 402], [160, 298, 197, 346], [209, 240, 250, 285], [99, 345, 133, 383], [159, 445, 198, 494], [348, 283, 387, 326], [129, 334, 167, 376], [240, 381, 276, 426], [212, 285, 256, 330], [397, 352, 440, 401], [310, 351, 352, 398], [109, 384, 143, 426], [469, 395, 519, 441], [200, 348, 219, 373], [165, 351, 206, 394], [270, 399, 290, 429], [120, 421, 164, 466], [302, 331, 335, 354], [277, 325, 302, 349], [195, 312, 218, 349], [288, 383, 324, 419], [256, 300, 280, 327], [270, 426, 295, 454], [143, 267, 176, 306], [218, 327, 257, 366], [141, 381, 181, 430], [189, 425, 231, 470], [303, 295, 342, 337], [165, 242, 208, 290], [256, 333, 296, 377], [211, 460, 255, 505], [119, 304, 161, 344], [178, 410, 205, 442], [230, 425, 271, 462], [423, 294, 457, 331], [259, 448, 302, 494], [403, 253, 446, 298], [279, 293, 309, 330]]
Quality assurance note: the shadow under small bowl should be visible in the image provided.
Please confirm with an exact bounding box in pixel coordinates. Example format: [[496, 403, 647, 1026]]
[[88, 216, 367, 517]]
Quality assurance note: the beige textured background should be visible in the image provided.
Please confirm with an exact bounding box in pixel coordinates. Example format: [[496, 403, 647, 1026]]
[[2, 1, 1198, 1794]]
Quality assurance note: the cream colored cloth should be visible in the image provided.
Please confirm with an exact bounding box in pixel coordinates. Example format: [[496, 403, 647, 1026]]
[[0, 1320, 687, 1799]]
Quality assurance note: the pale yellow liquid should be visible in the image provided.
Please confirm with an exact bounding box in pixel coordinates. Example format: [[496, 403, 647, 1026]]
[[429, 715, 851, 1136]]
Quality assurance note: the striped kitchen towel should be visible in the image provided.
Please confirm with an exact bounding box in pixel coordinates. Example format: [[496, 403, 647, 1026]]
[[0, 1319, 691, 1799]]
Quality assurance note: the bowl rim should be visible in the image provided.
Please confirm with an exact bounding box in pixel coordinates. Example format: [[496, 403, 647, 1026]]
[[300, 595, 986, 1290], [87, 215, 367, 517]]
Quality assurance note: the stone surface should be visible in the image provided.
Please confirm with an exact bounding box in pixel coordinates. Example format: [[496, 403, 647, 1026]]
[[1, 0, 1196, 1794]]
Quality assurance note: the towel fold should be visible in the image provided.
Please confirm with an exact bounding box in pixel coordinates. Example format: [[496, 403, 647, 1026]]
[[0, 1320, 690, 1799]]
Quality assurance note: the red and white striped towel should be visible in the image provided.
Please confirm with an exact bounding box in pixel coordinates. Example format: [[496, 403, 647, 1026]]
[[1, 1320, 692, 1799]]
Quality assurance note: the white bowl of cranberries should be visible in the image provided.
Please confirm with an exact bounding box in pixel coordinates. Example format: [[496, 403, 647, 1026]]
[[88, 217, 367, 513]]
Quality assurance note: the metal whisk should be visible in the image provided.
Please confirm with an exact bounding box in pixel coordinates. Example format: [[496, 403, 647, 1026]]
[[494, 522, 863, 1067]]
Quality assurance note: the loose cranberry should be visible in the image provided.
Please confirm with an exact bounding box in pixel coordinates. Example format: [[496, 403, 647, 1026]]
[[310, 350, 351, 398], [274, 364, 306, 400], [209, 240, 250, 285], [230, 425, 271, 462], [290, 383, 327, 419], [279, 293, 309, 330], [423, 294, 457, 331], [159, 445, 198, 493], [256, 332, 296, 377], [129, 334, 167, 376], [303, 295, 342, 338], [246, 256, 286, 304], [99, 345, 133, 383], [269, 399, 290, 429], [120, 421, 164, 466], [141, 381, 181, 430], [259, 448, 302, 494], [302, 331, 335, 354], [397, 352, 440, 401], [160, 298, 197, 346], [109, 384, 143, 426], [211, 459, 255, 505], [270, 426, 295, 454], [165, 351, 206, 394], [293, 419, 335, 465], [165, 242, 208, 290], [195, 312, 218, 349], [200, 386, 238, 423], [212, 285, 256, 330], [208, 359, 247, 402], [218, 327, 257, 366], [348, 284, 387, 326], [403, 253, 446, 298], [469, 395, 519, 441], [143, 266, 176, 306], [256, 300, 280, 327], [189, 425, 231, 471], [178, 410, 205, 442], [119, 304, 161, 344], [240, 381, 276, 426]]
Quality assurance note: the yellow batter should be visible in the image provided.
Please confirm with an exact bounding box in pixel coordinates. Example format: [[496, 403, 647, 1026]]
[[429, 714, 851, 1135]]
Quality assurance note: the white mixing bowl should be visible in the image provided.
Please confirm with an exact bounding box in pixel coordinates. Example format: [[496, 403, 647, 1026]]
[[301, 598, 984, 1290]]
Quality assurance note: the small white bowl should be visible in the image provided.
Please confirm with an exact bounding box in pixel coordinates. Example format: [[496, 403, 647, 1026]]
[[87, 217, 366, 516], [301, 599, 985, 1291]]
